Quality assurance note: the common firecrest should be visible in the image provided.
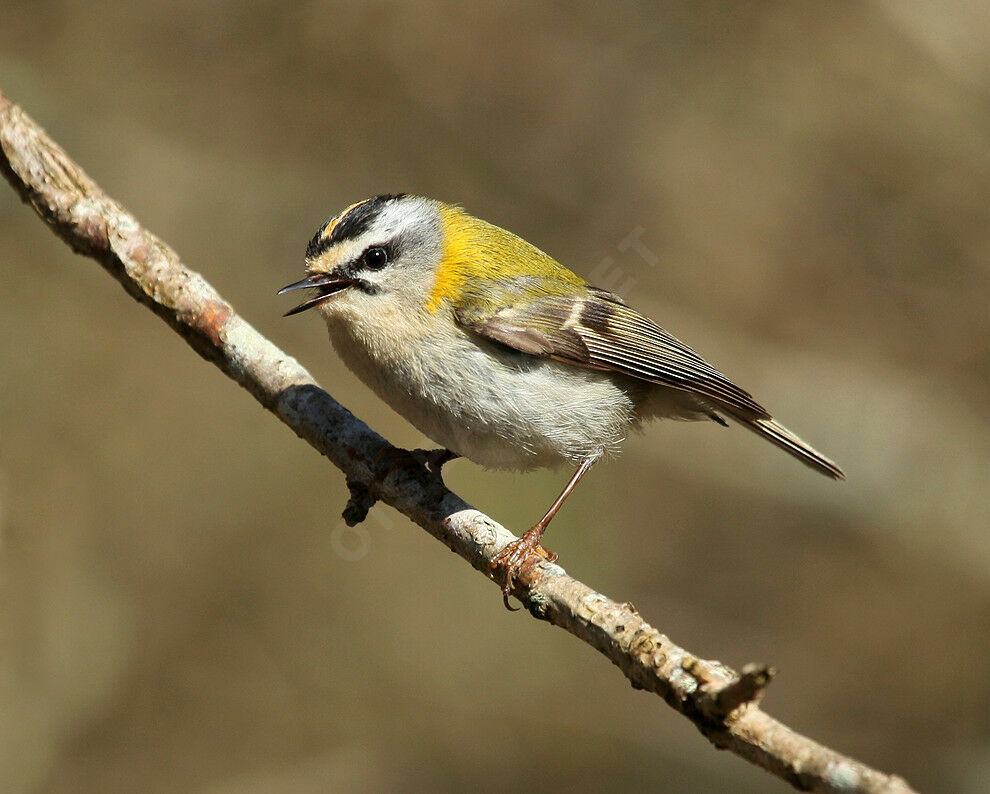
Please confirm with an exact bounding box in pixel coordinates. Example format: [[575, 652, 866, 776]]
[[280, 194, 843, 606]]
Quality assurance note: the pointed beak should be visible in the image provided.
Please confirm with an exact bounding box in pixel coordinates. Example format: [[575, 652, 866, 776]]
[[277, 273, 354, 316]]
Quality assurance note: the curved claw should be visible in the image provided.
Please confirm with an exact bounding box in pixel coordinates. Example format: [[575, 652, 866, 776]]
[[372, 447, 420, 480], [373, 447, 458, 489], [409, 448, 459, 481], [489, 528, 557, 611]]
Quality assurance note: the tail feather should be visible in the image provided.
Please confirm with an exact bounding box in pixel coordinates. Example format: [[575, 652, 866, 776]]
[[726, 413, 845, 480]]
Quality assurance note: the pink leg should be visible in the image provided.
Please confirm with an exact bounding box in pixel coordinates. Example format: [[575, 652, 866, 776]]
[[489, 456, 597, 610]]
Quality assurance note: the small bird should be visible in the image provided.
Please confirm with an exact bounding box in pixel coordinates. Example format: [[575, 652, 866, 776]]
[[280, 194, 843, 606]]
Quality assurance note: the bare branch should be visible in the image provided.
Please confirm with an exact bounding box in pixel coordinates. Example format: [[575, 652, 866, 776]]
[[0, 91, 918, 794]]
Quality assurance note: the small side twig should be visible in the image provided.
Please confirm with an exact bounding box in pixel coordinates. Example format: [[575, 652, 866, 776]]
[[342, 478, 376, 526], [0, 91, 917, 794], [690, 660, 776, 719]]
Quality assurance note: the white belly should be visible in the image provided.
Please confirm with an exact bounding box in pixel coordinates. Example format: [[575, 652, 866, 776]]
[[325, 316, 638, 470]]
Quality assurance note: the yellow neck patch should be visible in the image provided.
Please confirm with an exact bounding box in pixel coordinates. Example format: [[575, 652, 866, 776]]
[[428, 204, 482, 313], [427, 203, 586, 313]]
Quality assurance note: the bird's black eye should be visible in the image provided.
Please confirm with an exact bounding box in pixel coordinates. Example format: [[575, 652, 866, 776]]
[[362, 246, 388, 270]]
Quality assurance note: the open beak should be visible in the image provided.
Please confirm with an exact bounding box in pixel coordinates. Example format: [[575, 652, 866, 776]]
[[278, 273, 354, 316]]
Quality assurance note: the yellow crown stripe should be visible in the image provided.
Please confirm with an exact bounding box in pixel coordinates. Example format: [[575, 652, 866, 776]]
[[322, 198, 373, 243]]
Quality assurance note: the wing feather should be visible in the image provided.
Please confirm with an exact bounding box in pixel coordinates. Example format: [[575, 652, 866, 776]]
[[454, 286, 769, 418]]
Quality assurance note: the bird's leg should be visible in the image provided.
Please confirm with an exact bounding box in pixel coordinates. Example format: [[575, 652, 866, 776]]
[[490, 456, 597, 610]]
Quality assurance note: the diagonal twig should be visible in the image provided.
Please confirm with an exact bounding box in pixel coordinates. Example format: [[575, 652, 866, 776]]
[[0, 91, 917, 794]]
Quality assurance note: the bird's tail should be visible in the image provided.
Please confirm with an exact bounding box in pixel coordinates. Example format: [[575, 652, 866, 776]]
[[725, 412, 845, 480]]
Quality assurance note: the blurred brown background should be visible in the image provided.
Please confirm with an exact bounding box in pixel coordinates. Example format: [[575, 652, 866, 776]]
[[1, 2, 988, 792]]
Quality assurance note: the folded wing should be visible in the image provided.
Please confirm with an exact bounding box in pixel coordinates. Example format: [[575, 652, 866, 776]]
[[455, 286, 769, 418], [454, 285, 844, 479]]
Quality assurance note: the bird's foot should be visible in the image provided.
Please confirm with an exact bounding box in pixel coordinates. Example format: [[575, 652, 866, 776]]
[[489, 526, 558, 611], [373, 446, 420, 481], [409, 448, 459, 480], [373, 447, 457, 485]]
